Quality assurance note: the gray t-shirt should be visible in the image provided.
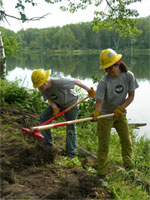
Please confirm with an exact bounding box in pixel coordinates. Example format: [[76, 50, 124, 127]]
[[96, 71, 139, 114], [40, 78, 78, 107]]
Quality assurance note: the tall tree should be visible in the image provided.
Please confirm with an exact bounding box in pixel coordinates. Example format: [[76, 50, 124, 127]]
[[0, 28, 18, 79], [0, 0, 145, 78], [0, 0, 49, 79], [1, 0, 144, 35], [0, 30, 6, 79]]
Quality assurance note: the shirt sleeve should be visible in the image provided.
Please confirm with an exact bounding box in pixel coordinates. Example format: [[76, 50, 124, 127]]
[[96, 78, 106, 100], [52, 78, 75, 89], [127, 71, 139, 91]]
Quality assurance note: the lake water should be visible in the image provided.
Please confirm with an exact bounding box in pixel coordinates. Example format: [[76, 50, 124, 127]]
[[6, 53, 150, 139]]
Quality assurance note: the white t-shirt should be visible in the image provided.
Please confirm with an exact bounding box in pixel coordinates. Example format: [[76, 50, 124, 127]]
[[96, 71, 139, 114], [40, 78, 78, 107]]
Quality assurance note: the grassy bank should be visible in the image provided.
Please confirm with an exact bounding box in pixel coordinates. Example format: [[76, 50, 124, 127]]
[[0, 79, 150, 199]]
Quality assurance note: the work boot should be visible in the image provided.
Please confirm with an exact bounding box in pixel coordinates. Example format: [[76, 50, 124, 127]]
[[67, 152, 76, 159]]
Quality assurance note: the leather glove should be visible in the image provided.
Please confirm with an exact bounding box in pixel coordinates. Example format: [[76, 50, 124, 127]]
[[114, 105, 126, 118], [53, 107, 60, 117], [88, 87, 96, 98], [91, 109, 101, 121]]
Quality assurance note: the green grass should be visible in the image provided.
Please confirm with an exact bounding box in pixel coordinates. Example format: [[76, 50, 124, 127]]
[[77, 124, 150, 199], [1, 78, 150, 199]]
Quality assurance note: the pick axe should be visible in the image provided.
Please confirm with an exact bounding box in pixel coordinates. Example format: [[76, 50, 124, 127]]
[[22, 113, 114, 141], [22, 96, 89, 140]]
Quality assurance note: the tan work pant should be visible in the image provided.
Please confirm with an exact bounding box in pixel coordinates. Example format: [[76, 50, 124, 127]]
[[97, 116, 132, 175]]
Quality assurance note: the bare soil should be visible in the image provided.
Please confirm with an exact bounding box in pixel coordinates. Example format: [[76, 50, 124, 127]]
[[0, 105, 113, 200]]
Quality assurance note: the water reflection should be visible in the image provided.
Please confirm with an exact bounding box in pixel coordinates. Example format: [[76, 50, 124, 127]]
[[6, 53, 150, 80]]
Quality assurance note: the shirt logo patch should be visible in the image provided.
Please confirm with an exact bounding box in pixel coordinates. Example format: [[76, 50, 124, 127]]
[[115, 85, 124, 94]]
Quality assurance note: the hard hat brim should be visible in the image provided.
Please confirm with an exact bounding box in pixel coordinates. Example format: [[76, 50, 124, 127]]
[[33, 71, 50, 88], [100, 54, 122, 69]]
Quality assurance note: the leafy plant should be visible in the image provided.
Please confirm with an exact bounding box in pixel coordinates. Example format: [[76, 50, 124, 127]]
[[0, 79, 48, 114], [0, 28, 18, 57]]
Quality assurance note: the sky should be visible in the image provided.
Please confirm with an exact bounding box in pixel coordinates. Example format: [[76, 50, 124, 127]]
[[1, 0, 150, 32]]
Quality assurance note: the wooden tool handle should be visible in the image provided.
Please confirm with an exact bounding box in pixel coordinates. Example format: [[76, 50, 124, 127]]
[[65, 96, 88, 112], [32, 113, 114, 131]]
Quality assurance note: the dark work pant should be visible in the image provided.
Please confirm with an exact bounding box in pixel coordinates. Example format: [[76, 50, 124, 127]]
[[40, 105, 78, 157]]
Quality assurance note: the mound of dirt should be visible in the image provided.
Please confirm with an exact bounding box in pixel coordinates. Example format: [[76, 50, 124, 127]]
[[0, 105, 113, 199]]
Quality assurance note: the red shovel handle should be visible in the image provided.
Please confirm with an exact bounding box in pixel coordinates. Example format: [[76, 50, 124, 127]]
[[41, 96, 88, 126], [22, 96, 89, 141], [41, 110, 67, 125]]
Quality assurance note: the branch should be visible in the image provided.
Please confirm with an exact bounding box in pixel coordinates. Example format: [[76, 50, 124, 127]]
[[27, 13, 51, 21], [0, 10, 50, 22], [105, 0, 114, 11]]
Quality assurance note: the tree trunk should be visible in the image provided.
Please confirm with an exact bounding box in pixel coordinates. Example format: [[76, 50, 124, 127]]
[[0, 31, 6, 79]]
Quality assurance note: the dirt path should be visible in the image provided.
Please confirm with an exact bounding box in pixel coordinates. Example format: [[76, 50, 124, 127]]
[[0, 105, 113, 200]]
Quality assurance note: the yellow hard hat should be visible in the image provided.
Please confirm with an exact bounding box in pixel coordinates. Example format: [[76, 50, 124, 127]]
[[99, 48, 122, 69], [31, 69, 50, 88]]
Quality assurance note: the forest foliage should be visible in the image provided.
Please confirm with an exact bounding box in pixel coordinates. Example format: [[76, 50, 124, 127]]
[[0, 17, 149, 55]]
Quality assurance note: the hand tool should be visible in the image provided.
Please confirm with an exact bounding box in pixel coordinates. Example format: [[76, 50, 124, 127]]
[[22, 113, 114, 141], [22, 96, 89, 140]]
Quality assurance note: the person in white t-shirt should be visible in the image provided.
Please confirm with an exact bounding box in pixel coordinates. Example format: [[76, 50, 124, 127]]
[[91, 48, 139, 179], [31, 69, 96, 158]]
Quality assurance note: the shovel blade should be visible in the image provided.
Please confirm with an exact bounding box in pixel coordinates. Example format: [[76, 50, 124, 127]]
[[22, 128, 32, 135], [32, 132, 44, 141], [22, 128, 44, 141]]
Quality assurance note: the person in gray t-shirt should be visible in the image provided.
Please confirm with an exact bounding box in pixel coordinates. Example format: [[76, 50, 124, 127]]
[[31, 69, 96, 158], [91, 48, 139, 179]]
